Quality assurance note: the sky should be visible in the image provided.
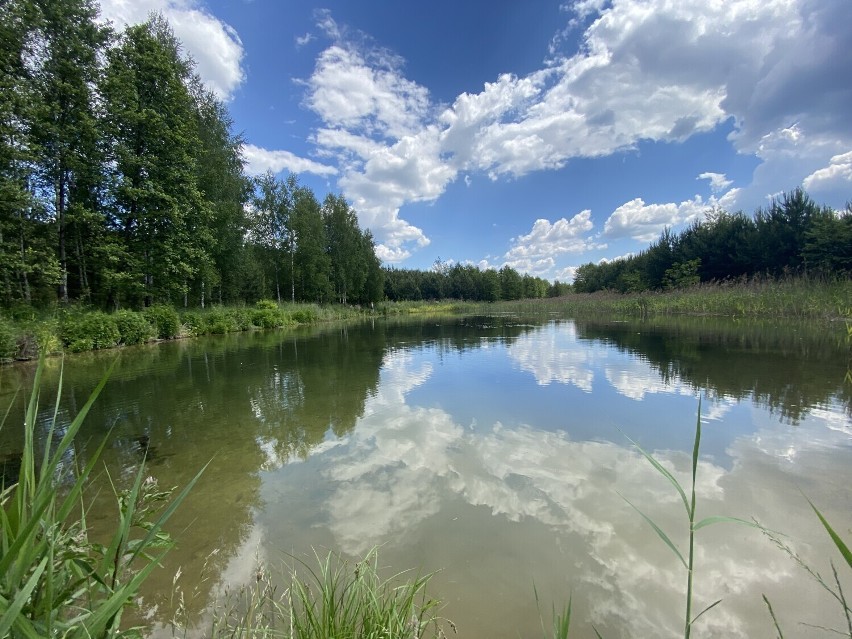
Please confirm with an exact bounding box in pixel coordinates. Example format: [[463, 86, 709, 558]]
[[94, 0, 852, 282]]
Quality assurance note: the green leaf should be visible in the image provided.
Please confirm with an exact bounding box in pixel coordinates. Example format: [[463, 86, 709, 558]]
[[808, 499, 852, 570], [693, 515, 761, 531], [620, 429, 689, 517], [691, 598, 722, 625], [619, 492, 687, 569], [0, 556, 48, 639]]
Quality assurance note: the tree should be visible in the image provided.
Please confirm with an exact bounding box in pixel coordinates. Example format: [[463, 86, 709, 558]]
[[292, 185, 331, 303], [102, 16, 211, 307], [192, 82, 249, 305], [323, 193, 367, 305], [29, 0, 110, 303], [250, 171, 293, 302]]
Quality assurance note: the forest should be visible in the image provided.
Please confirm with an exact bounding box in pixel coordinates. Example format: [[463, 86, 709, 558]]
[[0, 0, 382, 310]]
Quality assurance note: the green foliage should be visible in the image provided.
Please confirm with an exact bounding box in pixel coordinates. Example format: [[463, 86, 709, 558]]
[[143, 304, 180, 339], [255, 299, 278, 311], [0, 319, 17, 359], [180, 310, 208, 336], [663, 259, 702, 290], [0, 359, 206, 638], [60, 309, 120, 351], [251, 308, 285, 329], [206, 309, 238, 334], [113, 309, 153, 345], [289, 306, 318, 324]]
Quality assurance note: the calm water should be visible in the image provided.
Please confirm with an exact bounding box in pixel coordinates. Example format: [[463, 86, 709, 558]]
[[1, 315, 850, 638]]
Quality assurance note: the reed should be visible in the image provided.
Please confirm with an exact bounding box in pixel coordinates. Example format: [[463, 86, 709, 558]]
[[620, 400, 757, 638], [0, 358, 205, 638]]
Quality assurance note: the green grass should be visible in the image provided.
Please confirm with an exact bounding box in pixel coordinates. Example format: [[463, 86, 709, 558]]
[[0, 358, 205, 638], [168, 548, 447, 639], [473, 276, 852, 321]]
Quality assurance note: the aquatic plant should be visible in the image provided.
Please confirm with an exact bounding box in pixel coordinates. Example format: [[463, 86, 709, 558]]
[[620, 399, 758, 639], [0, 358, 205, 638]]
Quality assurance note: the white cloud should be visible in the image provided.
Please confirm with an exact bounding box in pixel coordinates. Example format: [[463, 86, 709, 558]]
[[698, 172, 733, 194], [295, 32, 314, 48], [502, 210, 606, 275], [298, 1, 852, 261], [803, 150, 852, 196], [97, 0, 245, 99], [241, 143, 337, 177], [604, 196, 710, 243]]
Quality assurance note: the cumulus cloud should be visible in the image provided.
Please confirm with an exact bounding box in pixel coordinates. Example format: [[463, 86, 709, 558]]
[[698, 172, 733, 194], [803, 150, 852, 199], [97, 0, 245, 99], [502, 211, 606, 275], [297, 0, 851, 261], [603, 196, 710, 243], [241, 143, 337, 177]]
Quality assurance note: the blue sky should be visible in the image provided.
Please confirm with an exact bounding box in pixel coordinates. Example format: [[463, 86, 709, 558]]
[[96, 0, 852, 281]]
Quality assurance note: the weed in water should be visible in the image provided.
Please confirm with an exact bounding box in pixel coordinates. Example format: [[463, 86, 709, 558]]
[[620, 399, 758, 639]]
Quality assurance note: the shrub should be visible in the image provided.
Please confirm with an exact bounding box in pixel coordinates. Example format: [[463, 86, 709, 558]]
[[206, 310, 238, 334], [290, 307, 318, 324], [114, 310, 153, 345], [228, 308, 253, 331], [255, 299, 278, 311], [143, 305, 180, 339], [181, 311, 208, 337], [0, 318, 17, 359], [60, 311, 120, 352], [251, 308, 285, 329]]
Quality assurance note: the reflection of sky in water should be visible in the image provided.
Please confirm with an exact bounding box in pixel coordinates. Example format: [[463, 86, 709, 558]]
[[253, 322, 851, 639]]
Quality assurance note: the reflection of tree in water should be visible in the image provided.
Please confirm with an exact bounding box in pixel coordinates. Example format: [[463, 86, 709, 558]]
[[575, 317, 851, 424], [248, 324, 385, 463]]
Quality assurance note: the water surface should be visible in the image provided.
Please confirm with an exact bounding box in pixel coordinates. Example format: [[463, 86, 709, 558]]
[[1, 315, 850, 638]]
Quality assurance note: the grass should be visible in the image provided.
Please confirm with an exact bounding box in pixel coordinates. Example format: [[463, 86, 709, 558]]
[[168, 548, 448, 639], [0, 357, 206, 638], [472, 276, 852, 321]]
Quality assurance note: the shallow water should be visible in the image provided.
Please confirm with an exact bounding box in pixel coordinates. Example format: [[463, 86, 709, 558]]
[[1, 315, 850, 638]]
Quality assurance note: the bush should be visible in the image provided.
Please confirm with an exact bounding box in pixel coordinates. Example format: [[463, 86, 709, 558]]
[[181, 311, 208, 337], [206, 310, 238, 334], [251, 308, 285, 329], [114, 310, 153, 345], [228, 308, 253, 331], [143, 305, 180, 339], [61, 311, 120, 352], [255, 299, 278, 311], [0, 318, 17, 359], [290, 307, 318, 324]]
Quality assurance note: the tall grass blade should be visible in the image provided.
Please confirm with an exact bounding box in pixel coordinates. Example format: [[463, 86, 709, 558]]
[[618, 492, 687, 569], [690, 598, 722, 625], [620, 430, 689, 516], [693, 515, 761, 531], [0, 557, 47, 638], [808, 500, 852, 571], [762, 594, 785, 639]]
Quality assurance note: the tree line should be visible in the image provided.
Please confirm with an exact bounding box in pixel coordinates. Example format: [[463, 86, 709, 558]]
[[383, 261, 569, 302], [573, 189, 851, 294], [0, 0, 383, 310]]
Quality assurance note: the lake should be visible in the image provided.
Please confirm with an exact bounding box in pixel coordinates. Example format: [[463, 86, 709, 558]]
[[1, 314, 850, 638]]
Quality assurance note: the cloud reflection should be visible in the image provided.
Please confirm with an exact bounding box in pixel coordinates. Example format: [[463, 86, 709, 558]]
[[296, 348, 852, 638]]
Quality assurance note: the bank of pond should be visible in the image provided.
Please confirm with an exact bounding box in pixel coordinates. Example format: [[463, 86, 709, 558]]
[[0, 276, 849, 363]]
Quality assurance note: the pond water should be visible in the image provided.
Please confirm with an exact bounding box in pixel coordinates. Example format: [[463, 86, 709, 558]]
[[1, 315, 850, 638]]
